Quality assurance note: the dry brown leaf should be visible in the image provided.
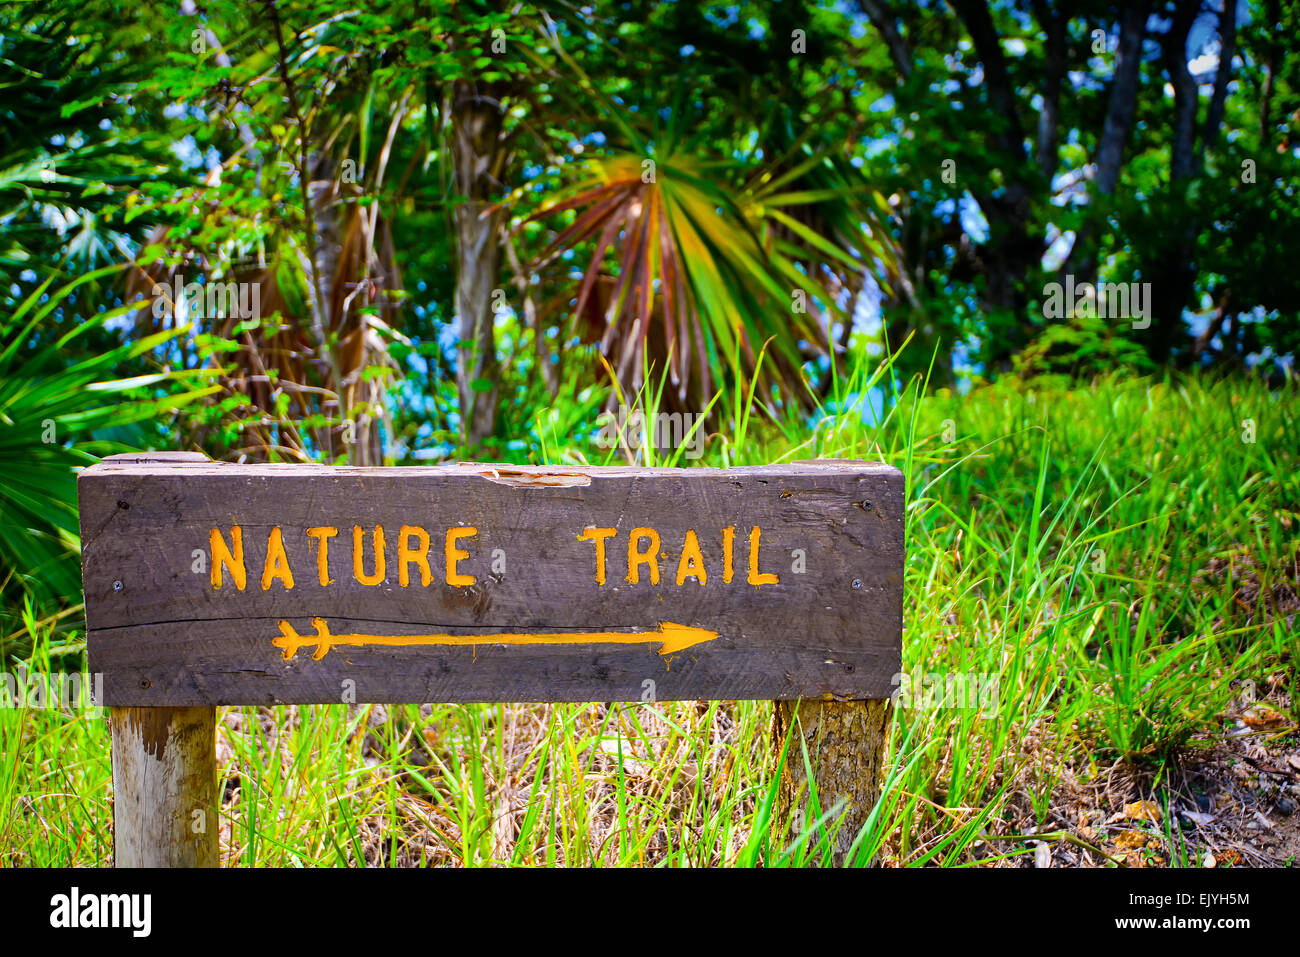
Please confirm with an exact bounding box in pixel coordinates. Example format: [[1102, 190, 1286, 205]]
[[1113, 829, 1150, 849], [1124, 799, 1161, 822], [1242, 704, 1291, 730]]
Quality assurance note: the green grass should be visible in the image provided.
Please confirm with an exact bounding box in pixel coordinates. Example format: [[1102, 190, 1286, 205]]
[[2, 364, 1296, 866]]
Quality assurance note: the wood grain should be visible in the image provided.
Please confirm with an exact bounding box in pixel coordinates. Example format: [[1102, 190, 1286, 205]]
[[110, 705, 217, 867], [774, 698, 892, 865], [79, 459, 903, 705]]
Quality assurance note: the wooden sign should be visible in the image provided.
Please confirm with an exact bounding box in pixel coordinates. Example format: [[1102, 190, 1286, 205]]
[[78, 457, 902, 707]]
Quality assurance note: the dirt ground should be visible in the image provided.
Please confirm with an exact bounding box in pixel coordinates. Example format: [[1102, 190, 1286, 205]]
[[988, 674, 1299, 868]]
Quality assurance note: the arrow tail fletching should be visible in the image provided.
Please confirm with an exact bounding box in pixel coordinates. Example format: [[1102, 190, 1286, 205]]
[[273, 620, 302, 661]]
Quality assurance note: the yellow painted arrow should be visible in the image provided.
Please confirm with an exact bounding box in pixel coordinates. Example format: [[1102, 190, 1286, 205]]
[[272, 617, 720, 661]]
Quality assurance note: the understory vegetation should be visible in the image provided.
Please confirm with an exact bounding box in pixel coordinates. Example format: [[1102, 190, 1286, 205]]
[[4, 367, 1295, 866]]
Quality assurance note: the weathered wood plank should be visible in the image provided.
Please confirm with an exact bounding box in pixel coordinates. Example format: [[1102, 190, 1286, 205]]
[[79, 460, 903, 705]]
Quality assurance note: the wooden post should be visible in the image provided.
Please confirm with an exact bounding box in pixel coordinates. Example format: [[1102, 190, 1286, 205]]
[[774, 698, 891, 867], [110, 706, 218, 868], [90, 453, 219, 868]]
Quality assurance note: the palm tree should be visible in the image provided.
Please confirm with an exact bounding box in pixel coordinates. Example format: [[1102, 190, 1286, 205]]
[[0, 269, 211, 654], [519, 112, 900, 416]]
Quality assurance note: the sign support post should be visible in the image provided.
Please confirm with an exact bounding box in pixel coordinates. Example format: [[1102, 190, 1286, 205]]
[[775, 698, 891, 866], [95, 455, 220, 867], [110, 705, 218, 867]]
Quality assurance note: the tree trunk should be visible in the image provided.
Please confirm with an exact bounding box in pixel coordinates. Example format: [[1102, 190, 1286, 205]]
[[1067, 0, 1148, 286], [1148, 2, 1205, 365], [1259, 0, 1279, 149], [952, 0, 1038, 367], [857, 0, 912, 79], [1094, 1, 1150, 197], [1201, 0, 1238, 173], [451, 79, 507, 448], [1032, 0, 1066, 180], [774, 698, 891, 866]]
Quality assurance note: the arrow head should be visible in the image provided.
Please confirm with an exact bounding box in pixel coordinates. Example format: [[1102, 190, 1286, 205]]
[[656, 621, 720, 655]]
